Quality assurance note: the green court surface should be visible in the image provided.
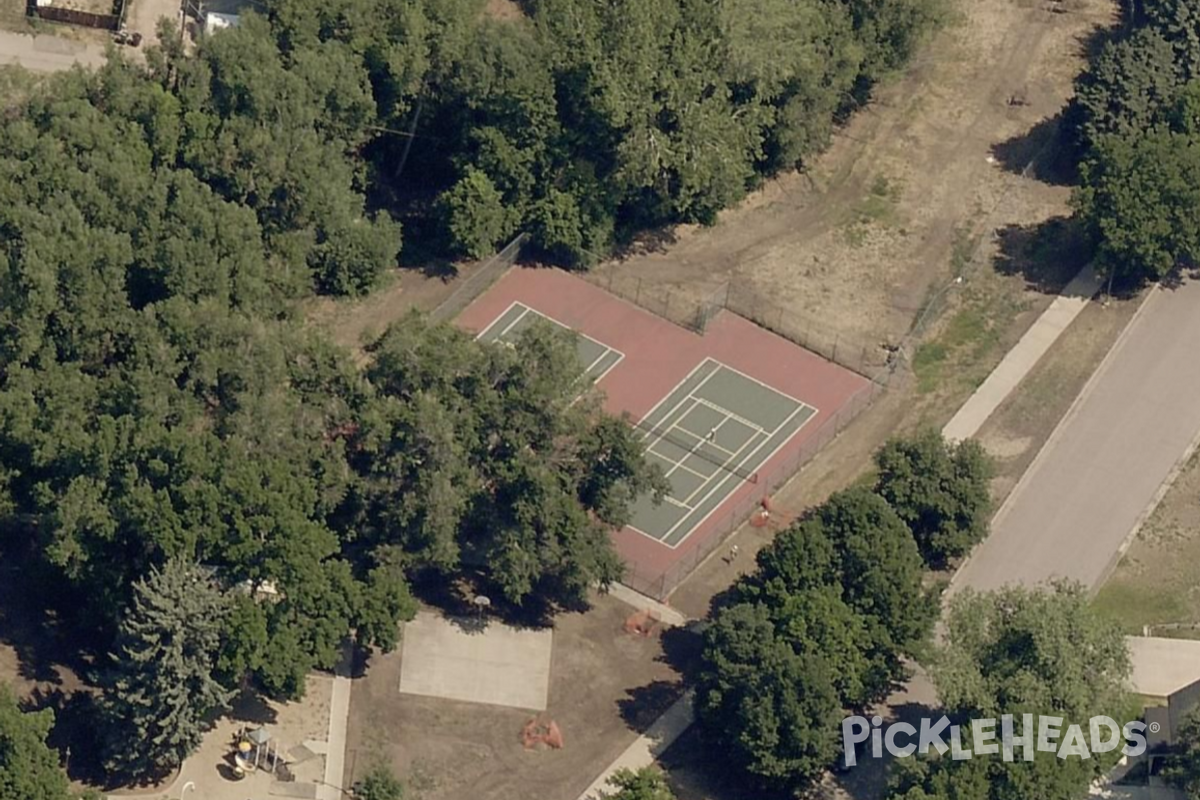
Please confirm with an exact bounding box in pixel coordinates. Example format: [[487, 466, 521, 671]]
[[477, 302, 624, 384], [629, 359, 817, 547]]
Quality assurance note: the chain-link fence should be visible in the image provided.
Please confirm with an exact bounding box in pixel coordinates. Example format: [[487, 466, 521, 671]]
[[587, 270, 890, 380], [587, 271, 732, 335], [581, 269, 900, 599], [724, 283, 888, 379], [431, 233, 528, 323], [620, 377, 885, 600]]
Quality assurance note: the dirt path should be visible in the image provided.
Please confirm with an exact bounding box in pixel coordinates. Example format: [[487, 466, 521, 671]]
[[592, 0, 1111, 349]]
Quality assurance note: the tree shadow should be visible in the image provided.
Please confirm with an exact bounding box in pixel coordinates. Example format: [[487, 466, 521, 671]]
[[659, 624, 704, 678], [993, 216, 1094, 294], [609, 225, 680, 261], [228, 688, 280, 727], [658, 724, 796, 800], [406, 567, 571, 632], [617, 679, 686, 732], [0, 541, 100, 686], [215, 762, 244, 782], [20, 686, 107, 786], [989, 110, 1078, 187]]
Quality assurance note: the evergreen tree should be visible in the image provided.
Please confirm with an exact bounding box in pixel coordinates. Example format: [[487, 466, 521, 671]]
[[101, 559, 234, 782]]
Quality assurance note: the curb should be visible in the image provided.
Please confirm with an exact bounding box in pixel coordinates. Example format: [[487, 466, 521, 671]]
[[945, 283, 1161, 597], [1093, 420, 1200, 596]]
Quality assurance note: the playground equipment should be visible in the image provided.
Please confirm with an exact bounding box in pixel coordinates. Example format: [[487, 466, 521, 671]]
[[229, 726, 286, 779]]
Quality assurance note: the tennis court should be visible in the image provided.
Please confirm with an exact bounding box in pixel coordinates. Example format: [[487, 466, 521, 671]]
[[477, 301, 624, 384], [629, 358, 816, 547], [458, 269, 873, 599]]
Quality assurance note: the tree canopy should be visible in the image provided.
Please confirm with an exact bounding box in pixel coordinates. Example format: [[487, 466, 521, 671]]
[[888, 582, 1133, 800], [1163, 706, 1200, 797], [599, 767, 676, 800], [353, 764, 407, 800], [101, 559, 234, 781], [0, 684, 72, 800], [694, 602, 843, 792], [354, 315, 667, 605], [0, 0, 946, 785], [1071, 0, 1200, 284], [873, 429, 993, 568], [695, 487, 937, 795]]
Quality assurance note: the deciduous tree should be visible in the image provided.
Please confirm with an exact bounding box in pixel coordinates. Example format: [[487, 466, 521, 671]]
[[0, 684, 72, 800], [599, 767, 676, 800], [874, 429, 993, 568], [695, 602, 842, 793], [889, 582, 1133, 800]]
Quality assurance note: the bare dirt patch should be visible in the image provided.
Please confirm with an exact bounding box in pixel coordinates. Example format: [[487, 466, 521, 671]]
[[123, 0, 177, 42], [483, 0, 523, 22], [590, 0, 1113, 354], [342, 595, 685, 800], [0, 0, 28, 31], [306, 261, 498, 357]]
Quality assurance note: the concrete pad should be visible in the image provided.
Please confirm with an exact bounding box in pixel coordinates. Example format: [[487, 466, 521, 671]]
[[399, 612, 553, 710], [607, 583, 688, 627], [1128, 636, 1200, 699]]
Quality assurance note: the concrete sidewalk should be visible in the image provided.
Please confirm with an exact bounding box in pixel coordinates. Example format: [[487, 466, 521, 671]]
[[942, 266, 1099, 442], [575, 692, 695, 800], [322, 645, 353, 800]]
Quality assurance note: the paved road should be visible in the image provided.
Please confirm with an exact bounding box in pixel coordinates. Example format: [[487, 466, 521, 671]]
[[951, 279, 1200, 595], [0, 29, 106, 72]]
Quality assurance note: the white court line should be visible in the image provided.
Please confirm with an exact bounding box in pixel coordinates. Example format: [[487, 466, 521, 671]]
[[586, 349, 626, 385], [680, 429, 765, 508], [632, 361, 723, 437], [672, 419, 738, 458], [653, 451, 710, 483], [660, 414, 721, 481], [588, 352, 619, 383], [660, 401, 809, 544], [627, 358, 821, 547], [498, 306, 535, 339], [475, 300, 529, 341], [705, 358, 813, 412], [690, 397, 767, 435], [476, 302, 628, 384]]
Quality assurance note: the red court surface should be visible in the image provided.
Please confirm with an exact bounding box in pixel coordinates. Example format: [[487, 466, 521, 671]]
[[456, 268, 871, 598]]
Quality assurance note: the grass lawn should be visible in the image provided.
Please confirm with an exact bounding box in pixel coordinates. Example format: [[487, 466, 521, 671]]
[[1093, 449, 1200, 638]]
